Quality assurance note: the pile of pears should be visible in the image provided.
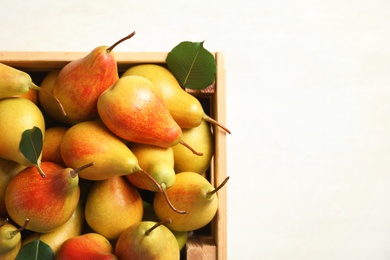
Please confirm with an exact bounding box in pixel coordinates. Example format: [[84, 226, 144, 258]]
[[0, 32, 229, 259]]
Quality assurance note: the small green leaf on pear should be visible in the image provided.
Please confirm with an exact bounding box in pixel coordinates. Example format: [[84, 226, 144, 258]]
[[19, 126, 43, 166], [166, 41, 216, 90], [16, 239, 54, 260]]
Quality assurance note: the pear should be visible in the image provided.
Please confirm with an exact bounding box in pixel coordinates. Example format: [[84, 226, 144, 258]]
[[0, 63, 65, 115], [21, 203, 85, 255], [56, 233, 118, 260], [115, 220, 180, 260], [0, 97, 45, 168], [126, 142, 176, 192], [18, 87, 38, 104], [38, 70, 77, 125], [5, 161, 93, 233], [122, 64, 230, 133], [153, 172, 229, 232], [0, 217, 29, 259], [172, 120, 214, 174], [53, 32, 135, 123], [97, 75, 202, 155], [60, 120, 144, 180], [85, 176, 143, 241], [0, 158, 26, 217], [42, 126, 68, 166]]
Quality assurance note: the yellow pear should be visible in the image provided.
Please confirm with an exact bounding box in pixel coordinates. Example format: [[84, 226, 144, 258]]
[[0, 97, 45, 167], [172, 120, 214, 174], [126, 142, 176, 192], [42, 126, 68, 166], [0, 158, 26, 217], [84, 176, 143, 241], [21, 203, 85, 255], [122, 64, 230, 133]]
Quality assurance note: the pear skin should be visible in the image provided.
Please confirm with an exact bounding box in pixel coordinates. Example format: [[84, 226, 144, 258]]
[[56, 233, 118, 260], [53, 32, 135, 123], [0, 63, 38, 99], [172, 120, 214, 174], [39, 70, 77, 125], [60, 120, 143, 180], [0, 97, 45, 167], [21, 203, 85, 255], [85, 176, 143, 240], [97, 75, 183, 149], [115, 221, 180, 260], [42, 126, 68, 166], [0, 158, 26, 217], [153, 172, 218, 232], [5, 162, 80, 233], [17, 87, 38, 104], [126, 142, 176, 192], [0, 217, 29, 259], [122, 64, 230, 133]]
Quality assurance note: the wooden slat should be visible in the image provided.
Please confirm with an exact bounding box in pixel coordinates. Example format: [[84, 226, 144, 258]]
[[186, 236, 217, 260]]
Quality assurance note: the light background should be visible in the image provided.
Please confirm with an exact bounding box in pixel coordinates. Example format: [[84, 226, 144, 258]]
[[1, 0, 390, 259]]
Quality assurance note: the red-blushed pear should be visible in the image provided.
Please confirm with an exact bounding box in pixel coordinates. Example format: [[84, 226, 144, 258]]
[[53, 32, 135, 123], [60, 120, 186, 214], [0, 217, 29, 259], [60, 120, 144, 181], [21, 203, 85, 255], [5, 161, 94, 233], [115, 220, 180, 260], [85, 176, 143, 241], [153, 172, 229, 232], [97, 75, 202, 156], [122, 64, 230, 133], [56, 233, 118, 260], [0, 157, 26, 217]]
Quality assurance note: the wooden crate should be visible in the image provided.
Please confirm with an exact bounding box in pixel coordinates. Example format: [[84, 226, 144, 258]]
[[0, 51, 227, 260]]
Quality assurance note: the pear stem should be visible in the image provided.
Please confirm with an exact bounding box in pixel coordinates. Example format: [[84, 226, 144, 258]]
[[145, 219, 172, 236], [8, 218, 29, 239], [207, 176, 230, 198], [139, 169, 187, 214], [203, 114, 231, 134], [179, 140, 203, 156], [36, 164, 46, 178], [0, 218, 9, 227], [30, 83, 67, 116], [70, 162, 95, 178], [107, 31, 136, 53]]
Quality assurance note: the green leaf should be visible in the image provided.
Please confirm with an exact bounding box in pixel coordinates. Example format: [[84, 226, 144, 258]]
[[19, 126, 43, 165], [166, 41, 216, 90], [16, 239, 54, 260]]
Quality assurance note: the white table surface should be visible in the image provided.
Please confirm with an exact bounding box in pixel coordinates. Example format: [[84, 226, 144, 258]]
[[1, 0, 390, 259]]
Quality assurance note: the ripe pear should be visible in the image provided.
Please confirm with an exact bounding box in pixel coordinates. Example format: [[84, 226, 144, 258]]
[[17, 87, 38, 104], [5, 161, 93, 233], [0, 63, 65, 115], [122, 64, 230, 133], [97, 75, 202, 155], [85, 176, 143, 241], [172, 120, 214, 174], [115, 220, 180, 260], [0, 158, 26, 217], [56, 233, 118, 260], [60, 120, 144, 180], [0, 217, 29, 259], [0, 97, 45, 167], [53, 32, 135, 123], [21, 203, 85, 255], [126, 142, 176, 192], [38, 70, 77, 125], [153, 172, 228, 232], [42, 126, 68, 166]]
